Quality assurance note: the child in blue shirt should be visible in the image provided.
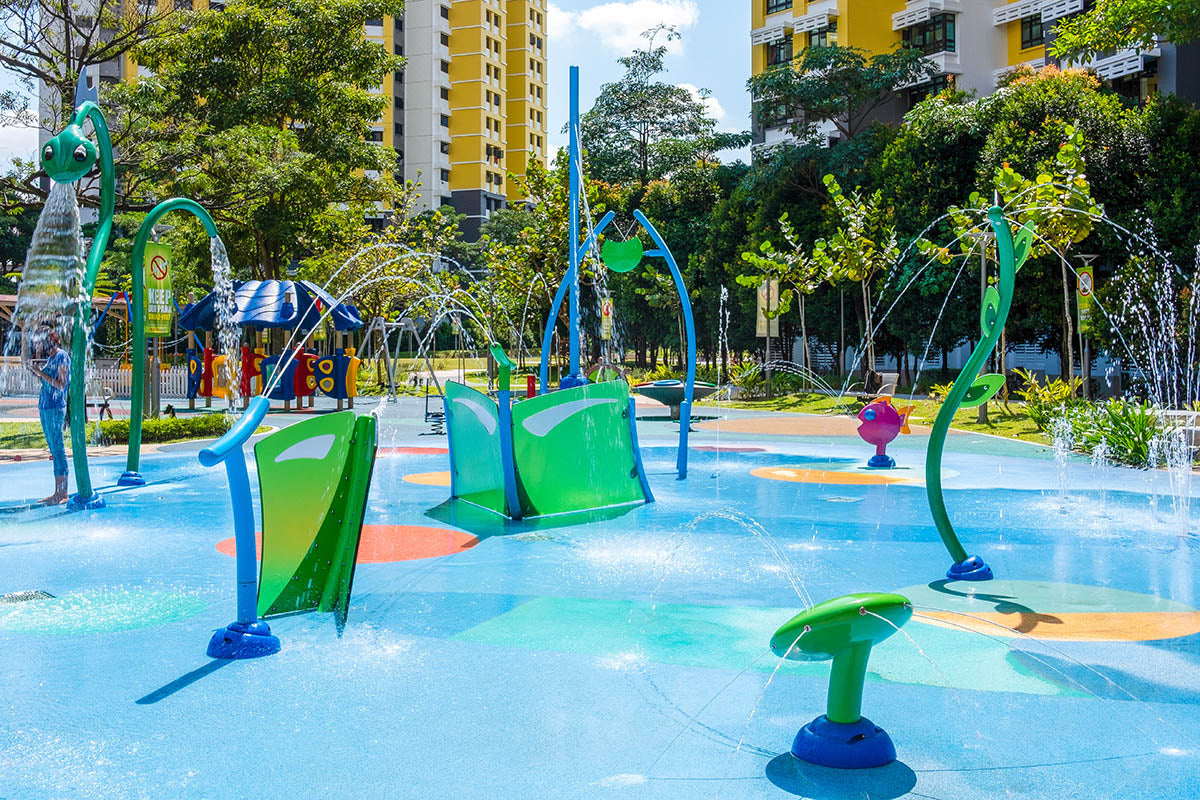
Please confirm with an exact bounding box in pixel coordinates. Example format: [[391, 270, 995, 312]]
[[27, 324, 71, 504]]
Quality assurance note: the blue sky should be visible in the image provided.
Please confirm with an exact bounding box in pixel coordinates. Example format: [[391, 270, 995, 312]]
[[546, 0, 752, 163], [0, 0, 751, 166]]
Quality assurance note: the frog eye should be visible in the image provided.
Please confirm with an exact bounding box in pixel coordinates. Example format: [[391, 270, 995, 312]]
[[73, 144, 89, 162], [42, 144, 54, 161]]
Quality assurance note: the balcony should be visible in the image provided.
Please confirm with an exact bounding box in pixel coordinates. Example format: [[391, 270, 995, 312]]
[[992, 0, 1083, 26], [892, 0, 961, 31], [751, 22, 793, 46], [1086, 45, 1161, 80]]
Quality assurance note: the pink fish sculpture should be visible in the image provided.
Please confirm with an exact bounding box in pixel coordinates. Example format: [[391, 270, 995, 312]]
[[856, 397, 913, 468]]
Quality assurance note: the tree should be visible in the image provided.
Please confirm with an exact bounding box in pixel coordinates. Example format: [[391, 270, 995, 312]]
[[1050, 0, 1200, 60], [737, 212, 828, 370], [813, 175, 902, 375], [580, 25, 748, 190], [747, 44, 935, 144], [109, 0, 405, 281]]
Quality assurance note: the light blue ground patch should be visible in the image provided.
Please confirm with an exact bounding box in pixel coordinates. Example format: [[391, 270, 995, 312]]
[[0, 588, 208, 634]]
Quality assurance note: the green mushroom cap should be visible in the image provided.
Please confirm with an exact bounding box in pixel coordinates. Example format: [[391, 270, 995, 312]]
[[41, 124, 97, 184], [770, 592, 912, 661]]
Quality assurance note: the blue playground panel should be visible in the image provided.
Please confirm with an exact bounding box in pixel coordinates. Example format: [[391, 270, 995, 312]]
[[1, 419, 1199, 799]]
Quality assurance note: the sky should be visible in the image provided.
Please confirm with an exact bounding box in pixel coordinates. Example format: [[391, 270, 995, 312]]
[[0, 0, 751, 166]]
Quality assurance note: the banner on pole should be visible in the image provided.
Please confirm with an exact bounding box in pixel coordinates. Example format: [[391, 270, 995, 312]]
[[144, 241, 173, 337], [1077, 265, 1094, 333], [756, 279, 779, 338], [600, 298, 613, 340]]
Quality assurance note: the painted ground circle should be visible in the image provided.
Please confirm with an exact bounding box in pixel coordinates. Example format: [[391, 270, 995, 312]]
[[0, 589, 207, 635], [750, 466, 909, 485], [403, 470, 452, 486], [216, 525, 478, 563]]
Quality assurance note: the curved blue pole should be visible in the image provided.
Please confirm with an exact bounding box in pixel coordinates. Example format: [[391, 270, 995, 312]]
[[198, 395, 279, 658], [633, 210, 695, 480], [568, 66, 581, 379], [538, 211, 616, 394]]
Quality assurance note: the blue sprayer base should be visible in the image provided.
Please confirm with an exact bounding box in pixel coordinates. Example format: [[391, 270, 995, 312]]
[[791, 715, 897, 769], [559, 373, 589, 390], [117, 471, 146, 487], [946, 555, 994, 582], [67, 492, 105, 511], [206, 620, 281, 659], [866, 454, 896, 469]]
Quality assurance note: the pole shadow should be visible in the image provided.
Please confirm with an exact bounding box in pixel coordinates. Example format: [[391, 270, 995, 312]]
[[765, 753, 917, 799], [136, 659, 234, 705]]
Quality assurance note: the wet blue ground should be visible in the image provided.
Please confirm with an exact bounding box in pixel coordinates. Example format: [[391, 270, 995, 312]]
[[1, 403, 1199, 799]]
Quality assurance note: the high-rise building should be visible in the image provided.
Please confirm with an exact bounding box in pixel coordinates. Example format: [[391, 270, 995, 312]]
[[40, 0, 550, 239], [749, 0, 1200, 152]]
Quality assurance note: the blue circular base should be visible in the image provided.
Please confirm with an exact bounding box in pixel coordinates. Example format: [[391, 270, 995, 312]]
[[117, 471, 146, 487], [791, 715, 897, 769], [560, 373, 589, 390], [206, 620, 281, 659], [946, 555, 994, 582], [866, 454, 896, 469], [66, 492, 105, 511]]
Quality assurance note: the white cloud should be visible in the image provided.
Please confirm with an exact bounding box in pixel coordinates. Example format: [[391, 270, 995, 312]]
[[678, 82, 725, 123], [547, 3, 576, 39], [575, 0, 700, 54]]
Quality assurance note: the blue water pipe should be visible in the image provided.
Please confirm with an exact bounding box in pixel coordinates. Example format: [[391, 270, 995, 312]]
[[538, 211, 615, 394], [634, 210, 696, 480], [197, 395, 280, 659], [564, 65, 583, 388]]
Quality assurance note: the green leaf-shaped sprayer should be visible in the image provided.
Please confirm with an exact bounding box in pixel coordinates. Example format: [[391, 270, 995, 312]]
[[925, 207, 1033, 580]]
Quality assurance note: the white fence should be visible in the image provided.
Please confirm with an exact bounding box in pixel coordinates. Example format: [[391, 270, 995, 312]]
[[0, 364, 190, 399]]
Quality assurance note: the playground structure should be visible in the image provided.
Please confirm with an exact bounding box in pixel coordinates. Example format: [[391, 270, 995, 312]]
[[856, 397, 913, 468]]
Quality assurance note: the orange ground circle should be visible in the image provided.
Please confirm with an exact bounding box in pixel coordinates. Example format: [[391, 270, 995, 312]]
[[750, 466, 909, 485], [215, 524, 478, 563], [403, 470, 452, 486]]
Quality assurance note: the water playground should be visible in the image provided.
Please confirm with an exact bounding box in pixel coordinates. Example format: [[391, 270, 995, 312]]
[[2, 68, 1199, 800]]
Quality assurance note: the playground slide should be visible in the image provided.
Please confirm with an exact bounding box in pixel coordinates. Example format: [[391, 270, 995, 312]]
[[445, 378, 651, 519], [254, 411, 377, 628]]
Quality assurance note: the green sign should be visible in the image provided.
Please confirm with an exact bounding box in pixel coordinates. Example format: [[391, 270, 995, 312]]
[[1077, 265, 1094, 333], [144, 241, 173, 337]]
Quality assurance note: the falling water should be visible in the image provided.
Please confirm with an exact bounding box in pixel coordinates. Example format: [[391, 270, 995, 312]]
[[209, 237, 241, 412], [2, 184, 86, 394], [1091, 437, 1111, 519], [1152, 428, 1194, 530], [1050, 412, 1074, 508]]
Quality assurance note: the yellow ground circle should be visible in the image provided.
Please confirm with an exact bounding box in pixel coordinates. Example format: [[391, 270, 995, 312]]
[[403, 470, 452, 487], [750, 466, 910, 485]]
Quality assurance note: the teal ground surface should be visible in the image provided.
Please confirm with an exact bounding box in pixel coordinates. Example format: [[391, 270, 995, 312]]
[[1, 401, 1198, 799]]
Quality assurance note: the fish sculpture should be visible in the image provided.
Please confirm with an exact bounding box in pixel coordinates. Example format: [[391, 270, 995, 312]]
[[856, 397, 913, 468]]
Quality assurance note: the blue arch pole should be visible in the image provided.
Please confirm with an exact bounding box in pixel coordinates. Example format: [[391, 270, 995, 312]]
[[633, 210, 696, 480], [198, 395, 280, 658], [567, 66, 582, 383], [538, 211, 615, 394]]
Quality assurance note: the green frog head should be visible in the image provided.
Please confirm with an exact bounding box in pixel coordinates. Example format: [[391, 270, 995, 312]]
[[41, 123, 98, 184]]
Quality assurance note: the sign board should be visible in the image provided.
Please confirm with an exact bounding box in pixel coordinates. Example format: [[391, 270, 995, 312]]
[[1077, 265, 1094, 332], [600, 298, 613, 340], [144, 241, 173, 337], [755, 279, 780, 338]]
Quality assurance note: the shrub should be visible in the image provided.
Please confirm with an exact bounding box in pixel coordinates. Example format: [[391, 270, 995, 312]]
[[97, 413, 234, 444], [1076, 400, 1165, 467], [1014, 368, 1083, 430], [928, 382, 954, 402]]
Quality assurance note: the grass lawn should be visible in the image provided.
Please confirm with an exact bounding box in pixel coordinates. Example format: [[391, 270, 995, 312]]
[[700, 393, 1048, 445], [0, 415, 261, 451]]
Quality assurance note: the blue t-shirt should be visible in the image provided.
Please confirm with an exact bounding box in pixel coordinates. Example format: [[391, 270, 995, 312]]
[[38, 349, 70, 410]]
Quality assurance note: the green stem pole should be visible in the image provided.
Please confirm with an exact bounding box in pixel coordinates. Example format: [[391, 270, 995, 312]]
[[67, 103, 114, 503], [126, 199, 220, 475], [826, 641, 871, 724], [925, 206, 1016, 565]]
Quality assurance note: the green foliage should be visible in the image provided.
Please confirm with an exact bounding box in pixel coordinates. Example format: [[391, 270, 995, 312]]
[[1072, 400, 1165, 467], [580, 26, 748, 188], [747, 44, 935, 142], [929, 382, 954, 402], [1050, 0, 1200, 60], [1014, 368, 1084, 431], [97, 414, 234, 444]]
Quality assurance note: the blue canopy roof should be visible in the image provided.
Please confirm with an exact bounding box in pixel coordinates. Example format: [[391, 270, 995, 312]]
[[178, 280, 363, 332]]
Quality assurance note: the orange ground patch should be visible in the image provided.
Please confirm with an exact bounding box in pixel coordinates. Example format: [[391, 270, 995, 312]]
[[915, 610, 1200, 642], [750, 466, 910, 485], [215, 524, 478, 563], [403, 470, 452, 486]]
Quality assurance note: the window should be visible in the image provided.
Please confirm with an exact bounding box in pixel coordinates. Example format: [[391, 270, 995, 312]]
[[906, 74, 952, 110], [394, 123, 402, 135], [440, 5, 449, 19], [440, 60, 450, 73], [440, 114, 450, 128], [440, 33, 450, 47], [902, 13, 956, 55], [394, 42, 403, 55], [366, 129, 383, 142], [1021, 15, 1044, 49], [440, 141, 451, 155], [366, 18, 382, 27], [765, 0, 792, 13], [808, 20, 837, 48], [440, 169, 451, 182], [766, 38, 793, 67], [440, 87, 450, 100], [394, 96, 404, 108]]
